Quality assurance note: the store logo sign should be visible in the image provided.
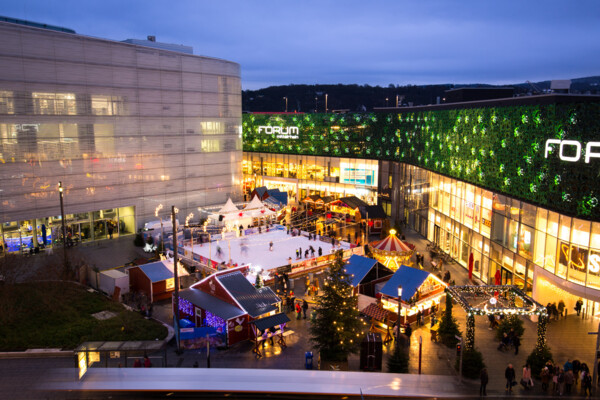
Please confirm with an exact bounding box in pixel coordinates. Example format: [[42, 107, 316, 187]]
[[589, 254, 600, 274], [258, 125, 299, 139], [544, 139, 600, 163]]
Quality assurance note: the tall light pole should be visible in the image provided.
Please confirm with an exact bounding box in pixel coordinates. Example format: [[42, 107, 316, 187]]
[[155, 204, 164, 255], [325, 93, 328, 113], [172, 206, 181, 353], [396, 94, 399, 108], [283, 97, 288, 113], [315, 97, 318, 113], [58, 182, 68, 274], [186, 213, 194, 263]]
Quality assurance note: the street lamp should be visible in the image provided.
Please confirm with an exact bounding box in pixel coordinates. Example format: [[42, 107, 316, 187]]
[[58, 181, 67, 274], [155, 204, 164, 255], [315, 97, 318, 113], [397, 285, 403, 340], [396, 94, 399, 108], [385, 97, 389, 107], [283, 97, 288, 113], [172, 205, 181, 353], [325, 93, 328, 113]]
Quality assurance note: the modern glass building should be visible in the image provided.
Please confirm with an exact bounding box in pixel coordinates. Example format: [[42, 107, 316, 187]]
[[0, 19, 242, 252], [243, 96, 600, 313]]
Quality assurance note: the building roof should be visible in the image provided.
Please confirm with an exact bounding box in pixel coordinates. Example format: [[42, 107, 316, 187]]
[[253, 186, 269, 198], [379, 265, 431, 301], [252, 312, 291, 331], [179, 288, 245, 321], [370, 235, 415, 253], [361, 303, 396, 322], [344, 255, 379, 287], [364, 205, 387, 219], [266, 190, 288, 206], [335, 196, 368, 210], [218, 271, 280, 318], [244, 195, 266, 210], [136, 261, 174, 283]]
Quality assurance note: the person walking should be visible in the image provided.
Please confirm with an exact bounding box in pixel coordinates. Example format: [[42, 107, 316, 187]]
[[143, 355, 152, 368], [521, 364, 532, 389], [269, 241, 273, 251], [133, 358, 142, 368], [302, 299, 309, 319], [582, 370, 592, 396], [318, 247, 322, 257], [505, 363, 516, 393], [479, 368, 488, 396], [513, 334, 521, 355], [540, 366, 551, 392], [295, 301, 302, 320], [558, 299, 565, 319], [575, 298, 584, 316]]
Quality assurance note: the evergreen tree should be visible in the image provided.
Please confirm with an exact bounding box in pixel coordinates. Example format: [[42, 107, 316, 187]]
[[310, 250, 362, 361], [255, 272, 263, 288], [387, 342, 409, 373], [438, 292, 462, 347]]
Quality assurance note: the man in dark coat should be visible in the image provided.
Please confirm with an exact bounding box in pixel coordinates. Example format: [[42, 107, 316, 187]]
[[505, 363, 516, 392], [480, 368, 489, 396]]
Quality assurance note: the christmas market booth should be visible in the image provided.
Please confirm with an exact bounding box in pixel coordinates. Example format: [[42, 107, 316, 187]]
[[368, 230, 416, 271], [127, 259, 188, 303], [378, 265, 447, 325], [175, 266, 283, 349], [344, 254, 394, 298], [329, 196, 368, 218]]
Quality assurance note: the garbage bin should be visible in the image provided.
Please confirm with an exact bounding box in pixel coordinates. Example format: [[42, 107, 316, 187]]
[[360, 333, 382, 371], [305, 351, 313, 369]]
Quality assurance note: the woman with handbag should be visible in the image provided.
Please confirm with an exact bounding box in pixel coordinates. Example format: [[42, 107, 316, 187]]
[[521, 364, 533, 389]]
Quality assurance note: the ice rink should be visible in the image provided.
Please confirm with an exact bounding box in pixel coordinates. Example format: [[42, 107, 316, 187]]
[[182, 228, 350, 271]]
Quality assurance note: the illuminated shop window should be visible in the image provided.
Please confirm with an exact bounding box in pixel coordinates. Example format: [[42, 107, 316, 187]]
[[0, 91, 14, 114], [32, 92, 76, 115]]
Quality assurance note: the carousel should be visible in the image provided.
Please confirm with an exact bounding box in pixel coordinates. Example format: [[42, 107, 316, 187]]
[[368, 229, 415, 271]]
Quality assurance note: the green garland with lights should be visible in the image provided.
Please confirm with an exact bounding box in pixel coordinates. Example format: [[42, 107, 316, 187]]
[[465, 313, 475, 350]]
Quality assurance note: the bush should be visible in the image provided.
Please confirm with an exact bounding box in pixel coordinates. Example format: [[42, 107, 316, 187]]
[[527, 345, 553, 378], [495, 315, 525, 341], [456, 348, 485, 379], [387, 342, 409, 373], [438, 293, 462, 347]]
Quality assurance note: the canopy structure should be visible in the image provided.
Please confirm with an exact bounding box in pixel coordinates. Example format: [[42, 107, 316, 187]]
[[368, 231, 415, 271], [219, 198, 239, 214], [207, 196, 275, 231]]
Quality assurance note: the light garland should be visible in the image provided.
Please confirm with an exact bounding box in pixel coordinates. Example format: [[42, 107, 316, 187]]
[[179, 298, 194, 316], [204, 310, 226, 328]]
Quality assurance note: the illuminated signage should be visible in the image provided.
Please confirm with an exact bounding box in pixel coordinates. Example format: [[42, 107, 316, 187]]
[[258, 125, 299, 139], [482, 218, 492, 228], [544, 139, 600, 163], [590, 254, 600, 274]]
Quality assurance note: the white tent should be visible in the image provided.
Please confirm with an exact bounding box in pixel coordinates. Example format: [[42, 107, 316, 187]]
[[219, 198, 239, 214], [243, 195, 266, 210]]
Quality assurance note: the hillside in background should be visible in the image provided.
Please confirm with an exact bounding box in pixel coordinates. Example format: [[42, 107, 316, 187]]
[[242, 76, 600, 112]]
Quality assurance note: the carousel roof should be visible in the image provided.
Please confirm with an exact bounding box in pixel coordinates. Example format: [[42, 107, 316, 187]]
[[370, 234, 415, 253]]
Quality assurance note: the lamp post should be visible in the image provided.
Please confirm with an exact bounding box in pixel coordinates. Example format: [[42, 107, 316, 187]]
[[325, 93, 328, 113], [58, 181, 68, 274], [315, 97, 318, 113], [155, 204, 164, 255], [385, 97, 389, 107], [283, 97, 288, 113], [186, 213, 194, 263], [396, 95, 399, 108], [172, 206, 181, 353], [397, 285, 403, 341]]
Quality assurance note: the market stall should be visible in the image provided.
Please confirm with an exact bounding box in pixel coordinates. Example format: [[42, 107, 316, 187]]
[[368, 230, 415, 271], [378, 265, 447, 325]]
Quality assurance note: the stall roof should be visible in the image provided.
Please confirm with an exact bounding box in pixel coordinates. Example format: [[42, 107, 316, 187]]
[[252, 312, 291, 331], [218, 271, 279, 318], [320, 196, 335, 204], [179, 288, 245, 321], [361, 303, 396, 323], [379, 265, 431, 301], [302, 194, 321, 203], [344, 255, 378, 287], [136, 261, 174, 283], [219, 198, 239, 214], [333, 196, 368, 210], [244, 195, 266, 210], [364, 205, 387, 219], [267, 189, 288, 206], [253, 186, 269, 199]]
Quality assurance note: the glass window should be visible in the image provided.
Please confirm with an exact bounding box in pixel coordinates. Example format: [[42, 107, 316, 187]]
[[588, 249, 600, 289], [559, 215, 571, 242], [545, 235, 557, 273], [533, 229, 546, 267], [493, 194, 508, 215], [572, 219, 591, 247], [536, 208, 547, 232], [592, 223, 600, 250], [521, 202, 536, 227], [556, 239, 568, 279], [491, 213, 508, 246], [568, 245, 587, 285], [547, 211, 559, 237], [508, 219, 519, 252], [481, 206, 492, 238], [518, 224, 534, 260]]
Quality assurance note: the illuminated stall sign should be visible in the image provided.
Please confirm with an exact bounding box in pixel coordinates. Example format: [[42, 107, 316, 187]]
[[258, 125, 299, 139]]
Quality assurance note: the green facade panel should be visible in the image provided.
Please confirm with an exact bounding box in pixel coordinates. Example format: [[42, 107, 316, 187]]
[[243, 102, 600, 220]]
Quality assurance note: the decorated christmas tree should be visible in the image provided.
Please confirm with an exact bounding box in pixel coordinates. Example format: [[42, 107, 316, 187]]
[[255, 271, 264, 288], [310, 250, 362, 362], [438, 292, 462, 347]]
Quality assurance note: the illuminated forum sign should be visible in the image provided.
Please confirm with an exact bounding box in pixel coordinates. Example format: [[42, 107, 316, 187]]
[[258, 125, 299, 139], [544, 139, 600, 163]]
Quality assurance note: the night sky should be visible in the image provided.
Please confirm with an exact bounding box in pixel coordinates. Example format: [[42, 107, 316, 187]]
[[2, 0, 599, 89]]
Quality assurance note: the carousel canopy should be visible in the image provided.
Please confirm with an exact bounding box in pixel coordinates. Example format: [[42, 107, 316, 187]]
[[380, 265, 431, 302], [370, 234, 415, 253], [219, 198, 239, 214]]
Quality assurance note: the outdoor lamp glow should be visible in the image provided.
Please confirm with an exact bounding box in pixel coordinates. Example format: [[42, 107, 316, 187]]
[[397, 285, 402, 299], [389, 229, 397, 235]]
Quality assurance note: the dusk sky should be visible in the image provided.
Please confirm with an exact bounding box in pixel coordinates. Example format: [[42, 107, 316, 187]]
[[2, 0, 599, 90]]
